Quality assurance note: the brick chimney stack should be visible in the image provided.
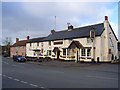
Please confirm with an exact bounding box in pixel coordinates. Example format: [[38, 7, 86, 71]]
[[27, 36, 30, 40], [105, 16, 108, 20], [68, 25, 73, 30], [51, 29, 55, 34], [16, 38, 19, 42]]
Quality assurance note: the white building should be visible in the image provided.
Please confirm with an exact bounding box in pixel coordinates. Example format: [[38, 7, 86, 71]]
[[26, 16, 118, 62]]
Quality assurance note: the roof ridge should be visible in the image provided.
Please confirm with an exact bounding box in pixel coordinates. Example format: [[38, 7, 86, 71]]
[[54, 22, 104, 33]]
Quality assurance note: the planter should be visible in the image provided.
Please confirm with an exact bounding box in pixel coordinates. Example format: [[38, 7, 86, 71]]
[[62, 56, 66, 58], [87, 57, 91, 59], [81, 57, 86, 59], [52, 55, 55, 57], [71, 56, 75, 58]]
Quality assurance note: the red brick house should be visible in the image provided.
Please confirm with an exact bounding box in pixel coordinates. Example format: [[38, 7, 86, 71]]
[[10, 36, 30, 57]]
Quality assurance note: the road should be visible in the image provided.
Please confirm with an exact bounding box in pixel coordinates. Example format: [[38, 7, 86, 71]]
[[2, 57, 118, 89]]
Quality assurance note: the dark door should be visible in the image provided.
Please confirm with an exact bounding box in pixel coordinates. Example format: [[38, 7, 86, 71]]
[[77, 51, 78, 62], [57, 51, 60, 60]]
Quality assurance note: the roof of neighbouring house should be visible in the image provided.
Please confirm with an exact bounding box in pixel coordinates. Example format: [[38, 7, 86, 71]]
[[27, 37, 46, 43], [43, 23, 105, 41], [11, 40, 31, 47]]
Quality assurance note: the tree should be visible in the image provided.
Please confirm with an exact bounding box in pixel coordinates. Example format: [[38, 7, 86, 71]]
[[2, 37, 12, 56]]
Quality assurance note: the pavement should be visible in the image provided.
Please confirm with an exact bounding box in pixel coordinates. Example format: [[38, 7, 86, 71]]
[[2, 57, 119, 88], [27, 59, 119, 73]]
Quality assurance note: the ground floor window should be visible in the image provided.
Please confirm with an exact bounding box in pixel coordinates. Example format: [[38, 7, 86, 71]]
[[67, 49, 70, 56], [22, 52, 24, 56], [81, 48, 86, 56], [63, 49, 66, 55], [87, 49, 91, 56], [48, 50, 51, 56]]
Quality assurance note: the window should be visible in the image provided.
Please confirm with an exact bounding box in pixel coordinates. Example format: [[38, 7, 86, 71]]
[[81, 49, 86, 56], [30, 43, 31, 47], [63, 49, 66, 55], [48, 50, 51, 56], [87, 49, 91, 56], [54, 42, 63, 45], [37, 42, 39, 46], [109, 49, 111, 54], [87, 38, 92, 43], [67, 49, 70, 56], [16, 47, 18, 49], [22, 52, 24, 56], [49, 41, 51, 46], [22, 46, 24, 49]]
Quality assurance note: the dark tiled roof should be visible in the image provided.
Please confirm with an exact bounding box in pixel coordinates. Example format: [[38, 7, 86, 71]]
[[43, 23, 105, 41], [27, 37, 46, 43], [11, 40, 30, 47]]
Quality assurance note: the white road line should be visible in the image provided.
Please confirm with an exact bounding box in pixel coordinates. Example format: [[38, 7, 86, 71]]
[[87, 75, 118, 80], [7, 77, 13, 79], [14, 78, 20, 81], [29, 84, 39, 87], [20, 81, 28, 84], [3, 75, 6, 77], [41, 87, 45, 88]]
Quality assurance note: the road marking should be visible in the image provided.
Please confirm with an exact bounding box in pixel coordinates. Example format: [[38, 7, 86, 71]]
[[20, 81, 28, 84], [87, 75, 118, 80], [29, 84, 39, 87], [3, 75, 6, 77], [7, 77, 13, 79], [41, 87, 45, 88], [0, 74, 2, 76], [14, 78, 20, 81]]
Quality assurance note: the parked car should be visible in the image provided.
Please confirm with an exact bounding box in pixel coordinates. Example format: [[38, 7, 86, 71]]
[[13, 55, 26, 62], [3, 53, 9, 57]]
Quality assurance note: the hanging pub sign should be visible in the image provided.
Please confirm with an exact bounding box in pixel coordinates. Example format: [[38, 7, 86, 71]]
[[90, 30, 95, 39]]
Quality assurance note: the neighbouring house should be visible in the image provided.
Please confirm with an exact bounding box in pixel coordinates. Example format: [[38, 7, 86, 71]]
[[10, 36, 30, 57], [26, 16, 118, 62]]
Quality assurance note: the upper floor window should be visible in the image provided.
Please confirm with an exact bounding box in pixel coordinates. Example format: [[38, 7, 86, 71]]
[[22, 46, 24, 49], [87, 38, 92, 43], [54, 42, 63, 45]]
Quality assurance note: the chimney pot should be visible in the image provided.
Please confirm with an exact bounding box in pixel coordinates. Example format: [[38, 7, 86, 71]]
[[16, 38, 19, 42], [27, 36, 30, 40], [68, 25, 73, 30], [105, 16, 108, 20], [51, 29, 55, 34]]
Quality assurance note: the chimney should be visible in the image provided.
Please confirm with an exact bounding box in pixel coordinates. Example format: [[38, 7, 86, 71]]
[[51, 29, 55, 34], [27, 36, 30, 40], [68, 25, 73, 30], [16, 38, 19, 42], [105, 16, 108, 20]]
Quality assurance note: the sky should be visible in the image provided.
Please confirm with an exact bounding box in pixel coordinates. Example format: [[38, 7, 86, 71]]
[[1, 1, 119, 44]]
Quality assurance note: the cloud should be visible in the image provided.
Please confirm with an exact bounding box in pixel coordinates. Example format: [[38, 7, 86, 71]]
[[2, 2, 118, 44]]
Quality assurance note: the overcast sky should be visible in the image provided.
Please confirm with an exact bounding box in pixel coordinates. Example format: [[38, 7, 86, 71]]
[[2, 1, 119, 44]]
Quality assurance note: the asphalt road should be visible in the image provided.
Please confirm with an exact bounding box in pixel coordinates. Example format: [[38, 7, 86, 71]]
[[2, 57, 118, 89]]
